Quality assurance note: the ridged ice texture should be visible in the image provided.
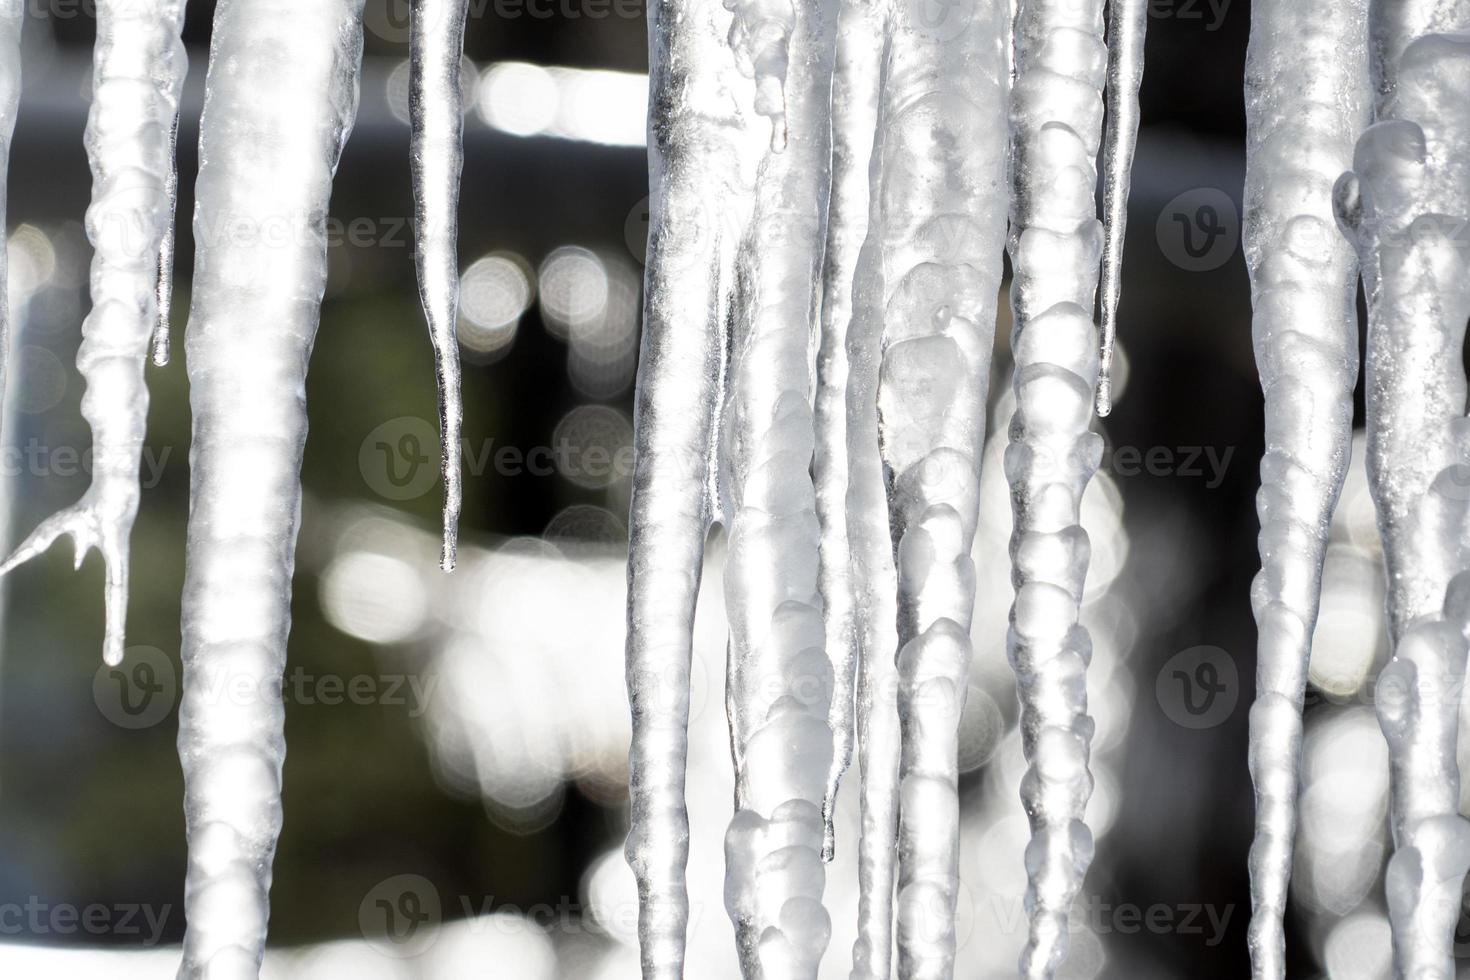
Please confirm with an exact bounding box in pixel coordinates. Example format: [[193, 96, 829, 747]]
[[867, 0, 1011, 975], [151, 0, 188, 369], [812, 0, 885, 867], [719, 0, 838, 974], [175, 1, 364, 976], [1333, 17, 1470, 980], [1335, 17, 1470, 639], [0, 0, 188, 667], [1094, 0, 1145, 417], [0, 6, 21, 434], [1240, 0, 1369, 975], [1376, 576, 1470, 980], [1004, 0, 1107, 975], [410, 0, 467, 572], [724, 0, 796, 146], [625, 0, 757, 973]]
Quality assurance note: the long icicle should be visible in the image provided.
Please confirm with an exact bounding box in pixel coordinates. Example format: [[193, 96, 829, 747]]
[[1334, 12, 1470, 976], [175, 1, 366, 974], [1005, 0, 1108, 975], [409, 0, 467, 571], [719, 0, 839, 973], [0, 0, 188, 667], [813, 0, 886, 868], [1240, 0, 1368, 975], [151, 109, 181, 368], [623, 0, 756, 971], [0, 3, 21, 413], [872, 0, 1011, 975], [1094, 0, 1145, 418]]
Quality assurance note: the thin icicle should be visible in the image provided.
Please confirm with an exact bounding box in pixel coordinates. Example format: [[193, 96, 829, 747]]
[[719, 0, 838, 973], [152, 110, 181, 367], [863, 0, 1011, 974], [409, 0, 467, 572], [1240, 1, 1368, 975], [1004, 0, 1108, 975], [812, 0, 886, 869], [624, 0, 758, 972], [1094, 0, 1145, 418], [0, 0, 187, 667], [0, 3, 21, 409], [175, 1, 365, 975], [724, 0, 796, 147]]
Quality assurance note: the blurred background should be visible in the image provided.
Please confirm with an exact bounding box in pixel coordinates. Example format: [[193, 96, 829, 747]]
[[0, 0, 1411, 977]]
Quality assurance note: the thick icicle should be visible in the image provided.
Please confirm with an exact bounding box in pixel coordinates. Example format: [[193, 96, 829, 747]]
[[0, 4, 20, 411], [0, 0, 188, 667], [865, 0, 1012, 975], [624, 0, 756, 973], [1334, 13, 1470, 976], [1094, 0, 1145, 417], [719, 0, 838, 974], [1004, 0, 1108, 975], [1240, 1, 1369, 975], [409, 0, 467, 572], [812, 0, 885, 868], [175, 1, 366, 975]]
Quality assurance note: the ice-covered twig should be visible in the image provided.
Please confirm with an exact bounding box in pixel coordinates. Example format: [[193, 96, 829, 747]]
[[863, 0, 1011, 974], [1240, 1, 1368, 974], [175, 1, 366, 974], [1004, 0, 1108, 974], [1095, 0, 1146, 417], [624, 0, 758, 973], [719, 0, 838, 972], [409, 0, 468, 572], [0, 0, 188, 667]]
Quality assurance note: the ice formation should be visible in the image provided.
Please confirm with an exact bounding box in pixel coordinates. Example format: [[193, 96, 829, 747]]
[[409, 0, 468, 571], [1004, 0, 1107, 975], [0, 0, 188, 667], [1240, 0, 1369, 975], [174, 0, 366, 975], [1332, 7, 1470, 974], [0, 4, 20, 412]]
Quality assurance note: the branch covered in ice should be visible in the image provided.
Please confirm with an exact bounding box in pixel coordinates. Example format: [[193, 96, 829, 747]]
[[1004, 0, 1108, 974], [719, 0, 838, 972], [624, 0, 759, 973], [1240, 0, 1368, 974], [410, 0, 468, 572], [1095, 0, 1145, 418], [863, 0, 1012, 973], [176, 1, 365, 974], [0, 0, 188, 667]]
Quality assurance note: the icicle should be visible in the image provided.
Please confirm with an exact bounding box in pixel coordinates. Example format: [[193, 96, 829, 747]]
[[0, 0, 188, 667], [409, 0, 467, 572], [1239, 1, 1369, 976], [1376, 576, 1470, 980], [1094, 0, 1145, 418], [1004, 0, 1108, 975], [175, 1, 365, 975], [724, 0, 796, 148], [718, 0, 838, 974], [861, 0, 1011, 975], [624, 0, 758, 973], [152, 109, 182, 368], [812, 0, 886, 868], [1334, 16, 1470, 977], [0, 3, 20, 407]]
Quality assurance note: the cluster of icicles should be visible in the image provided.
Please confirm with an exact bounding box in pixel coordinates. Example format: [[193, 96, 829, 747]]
[[0, 0, 471, 975], [625, 0, 1146, 974]]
